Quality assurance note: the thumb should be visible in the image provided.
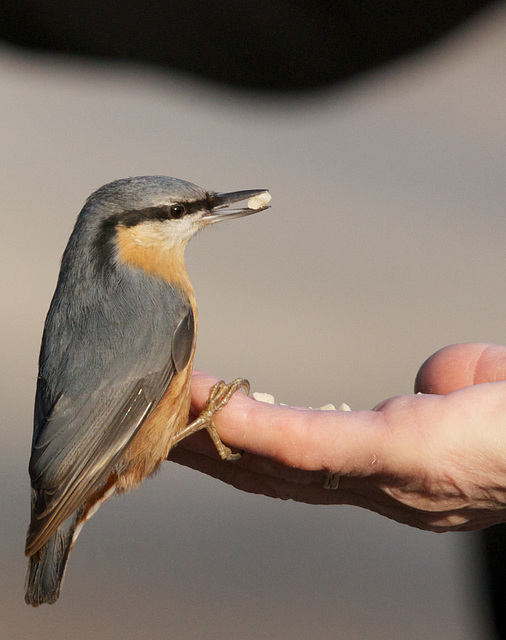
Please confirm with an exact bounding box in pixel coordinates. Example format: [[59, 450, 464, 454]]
[[415, 343, 506, 395]]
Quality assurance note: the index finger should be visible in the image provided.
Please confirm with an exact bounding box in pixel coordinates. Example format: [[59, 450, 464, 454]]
[[191, 371, 396, 476], [191, 370, 506, 480]]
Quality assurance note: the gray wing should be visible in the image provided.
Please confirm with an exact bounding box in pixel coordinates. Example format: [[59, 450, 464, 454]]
[[26, 307, 194, 557]]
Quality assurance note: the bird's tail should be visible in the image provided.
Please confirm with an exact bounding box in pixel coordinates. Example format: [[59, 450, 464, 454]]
[[24, 513, 78, 606]]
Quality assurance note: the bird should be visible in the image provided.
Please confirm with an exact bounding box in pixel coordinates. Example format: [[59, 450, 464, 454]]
[[24, 175, 270, 606]]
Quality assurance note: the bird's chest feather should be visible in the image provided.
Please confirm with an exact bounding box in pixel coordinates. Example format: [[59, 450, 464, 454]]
[[111, 224, 198, 492], [114, 359, 195, 492]]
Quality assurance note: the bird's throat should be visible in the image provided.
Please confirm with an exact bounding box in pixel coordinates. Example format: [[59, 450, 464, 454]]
[[115, 225, 195, 304]]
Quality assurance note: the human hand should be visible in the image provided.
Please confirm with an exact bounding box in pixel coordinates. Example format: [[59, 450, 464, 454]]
[[169, 344, 506, 532]]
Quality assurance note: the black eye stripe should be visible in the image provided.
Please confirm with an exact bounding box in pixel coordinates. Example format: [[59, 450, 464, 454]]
[[119, 198, 210, 227]]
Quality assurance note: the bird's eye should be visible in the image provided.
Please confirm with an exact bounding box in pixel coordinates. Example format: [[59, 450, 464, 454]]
[[169, 204, 186, 219]]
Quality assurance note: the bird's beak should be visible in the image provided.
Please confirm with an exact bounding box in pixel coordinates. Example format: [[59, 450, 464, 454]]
[[204, 189, 270, 223]]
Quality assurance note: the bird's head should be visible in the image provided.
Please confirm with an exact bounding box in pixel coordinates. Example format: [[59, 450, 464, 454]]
[[79, 176, 270, 280]]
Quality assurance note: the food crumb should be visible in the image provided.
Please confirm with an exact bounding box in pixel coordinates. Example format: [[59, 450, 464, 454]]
[[248, 192, 271, 210]]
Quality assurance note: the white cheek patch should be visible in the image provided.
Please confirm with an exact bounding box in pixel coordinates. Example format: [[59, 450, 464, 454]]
[[248, 192, 271, 210], [131, 218, 200, 249]]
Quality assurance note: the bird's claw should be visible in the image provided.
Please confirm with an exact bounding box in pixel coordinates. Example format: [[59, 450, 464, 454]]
[[172, 378, 249, 460]]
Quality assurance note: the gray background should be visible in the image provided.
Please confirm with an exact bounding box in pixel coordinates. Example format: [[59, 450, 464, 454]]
[[1, 4, 505, 638]]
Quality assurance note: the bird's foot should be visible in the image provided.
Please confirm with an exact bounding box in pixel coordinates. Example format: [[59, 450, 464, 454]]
[[173, 378, 250, 460]]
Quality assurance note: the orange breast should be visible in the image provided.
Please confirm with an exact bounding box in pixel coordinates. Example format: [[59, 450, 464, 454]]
[[114, 357, 195, 492], [109, 226, 198, 491]]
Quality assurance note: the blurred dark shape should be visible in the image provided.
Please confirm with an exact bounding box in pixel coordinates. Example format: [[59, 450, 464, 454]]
[[0, 0, 499, 91], [481, 526, 506, 639]]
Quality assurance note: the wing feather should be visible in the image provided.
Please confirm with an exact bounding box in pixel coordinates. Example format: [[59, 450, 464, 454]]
[[26, 306, 194, 557]]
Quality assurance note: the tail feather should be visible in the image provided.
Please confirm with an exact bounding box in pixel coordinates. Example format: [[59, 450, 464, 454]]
[[24, 514, 78, 606]]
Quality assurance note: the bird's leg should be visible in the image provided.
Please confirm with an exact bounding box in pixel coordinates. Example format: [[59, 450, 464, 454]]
[[172, 378, 250, 460]]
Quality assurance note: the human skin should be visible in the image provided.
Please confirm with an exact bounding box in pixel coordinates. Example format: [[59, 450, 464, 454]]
[[169, 343, 506, 532]]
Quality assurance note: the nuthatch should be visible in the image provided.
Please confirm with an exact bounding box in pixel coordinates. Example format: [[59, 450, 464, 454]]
[[24, 176, 270, 606]]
